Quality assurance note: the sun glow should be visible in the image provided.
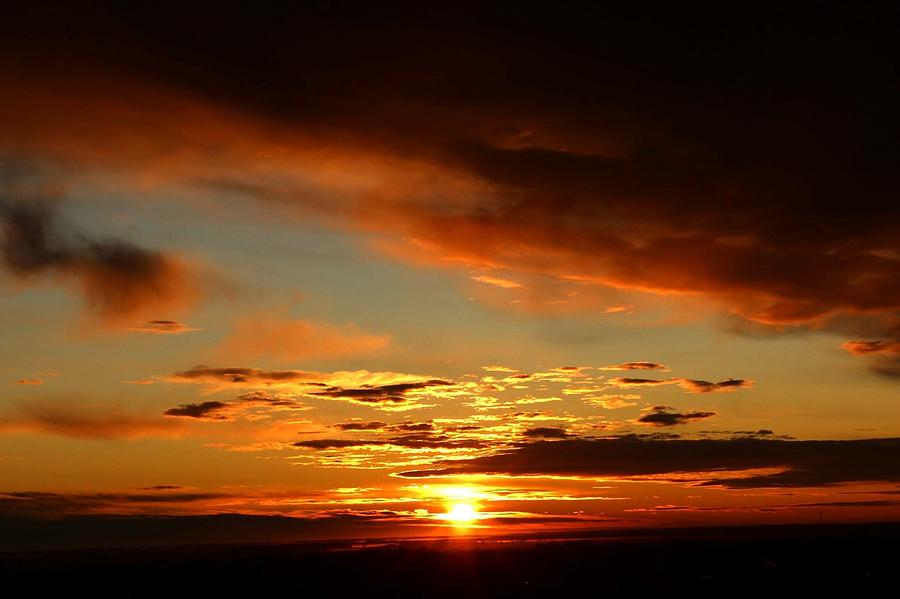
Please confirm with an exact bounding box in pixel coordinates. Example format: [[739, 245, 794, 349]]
[[443, 501, 479, 524], [409, 484, 486, 526]]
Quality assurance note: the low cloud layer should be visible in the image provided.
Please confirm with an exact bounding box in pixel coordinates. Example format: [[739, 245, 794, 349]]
[[399, 437, 900, 489]]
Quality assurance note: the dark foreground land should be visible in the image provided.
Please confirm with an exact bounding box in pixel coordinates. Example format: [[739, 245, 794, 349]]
[[1, 522, 897, 597]]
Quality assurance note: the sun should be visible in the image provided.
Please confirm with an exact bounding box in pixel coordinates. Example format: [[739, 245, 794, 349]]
[[442, 501, 479, 525]]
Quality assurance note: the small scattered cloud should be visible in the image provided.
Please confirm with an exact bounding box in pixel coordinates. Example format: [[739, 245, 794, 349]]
[[164, 401, 231, 420], [125, 320, 201, 334], [515, 396, 562, 405], [471, 274, 524, 289], [389, 421, 435, 432], [166, 366, 433, 395], [168, 366, 319, 386], [310, 380, 453, 405], [609, 377, 671, 388], [163, 390, 307, 421], [636, 406, 717, 427], [842, 340, 900, 355], [522, 427, 570, 439], [585, 394, 640, 409], [600, 362, 670, 372], [609, 377, 752, 393], [678, 378, 753, 393], [333, 420, 387, 431]]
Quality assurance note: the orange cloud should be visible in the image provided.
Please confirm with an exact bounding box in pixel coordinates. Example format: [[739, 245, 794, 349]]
[[843, 340, 900, 355], [216, 316, 389, 363], [166, 366, 431, 393], [0, 401, 183, 439], [3, 27, 899, 367], [585, 394, 640, 409], [471, 274, 523, 289]]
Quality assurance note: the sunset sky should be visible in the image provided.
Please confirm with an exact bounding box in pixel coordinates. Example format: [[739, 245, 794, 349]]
[[2, 4, 900, 546]]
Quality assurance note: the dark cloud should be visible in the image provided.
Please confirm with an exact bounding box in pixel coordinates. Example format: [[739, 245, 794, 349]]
[[1, 6, 898, 370], [333, 421, 388, 431], [609, 377, 753, 393], [389, 422, 435, 432], [505, 374, 534, 381], [842, 341, 900, 378], [480, 515, 614, 526], [293, 439, 388, 450], [126, 320, 201, 334], [870, 359, 900, 379], [697, 429, 790, 440], [635, 499, 900, 513], [0, 490, 227, 518], [637, 406, 717, 427], [311, 380, 452, 404], [163, 401, 230, 420], [0, 510, 432, 551], [601, 362, 669, 372], [162, 391, 303, 421], [294, 433, 486, 451], [792, 500, 900, 509], [0, 200, 197, 323], [0, 505, 600, 552], [840, 489, 900, 496], [232, 390, 299, 407], [398, 437, 900, 489], [678, 378, 752, 393], [170, 366, 317, 384], [522, 427, 570, 439], [385, 434, 486, 450]]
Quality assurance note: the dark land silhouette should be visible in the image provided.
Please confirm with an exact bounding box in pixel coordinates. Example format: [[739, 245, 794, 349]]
[[1, 521, 897, 597]]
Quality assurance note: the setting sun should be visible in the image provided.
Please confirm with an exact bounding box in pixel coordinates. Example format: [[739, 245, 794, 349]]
[[443, 502, 479, 524]]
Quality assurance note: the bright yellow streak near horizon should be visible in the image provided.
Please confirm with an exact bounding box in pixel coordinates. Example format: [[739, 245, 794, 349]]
[[443, 501, 479, 525]]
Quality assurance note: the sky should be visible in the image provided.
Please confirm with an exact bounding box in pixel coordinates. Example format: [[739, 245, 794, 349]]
[[1, 3, 900, 547]]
